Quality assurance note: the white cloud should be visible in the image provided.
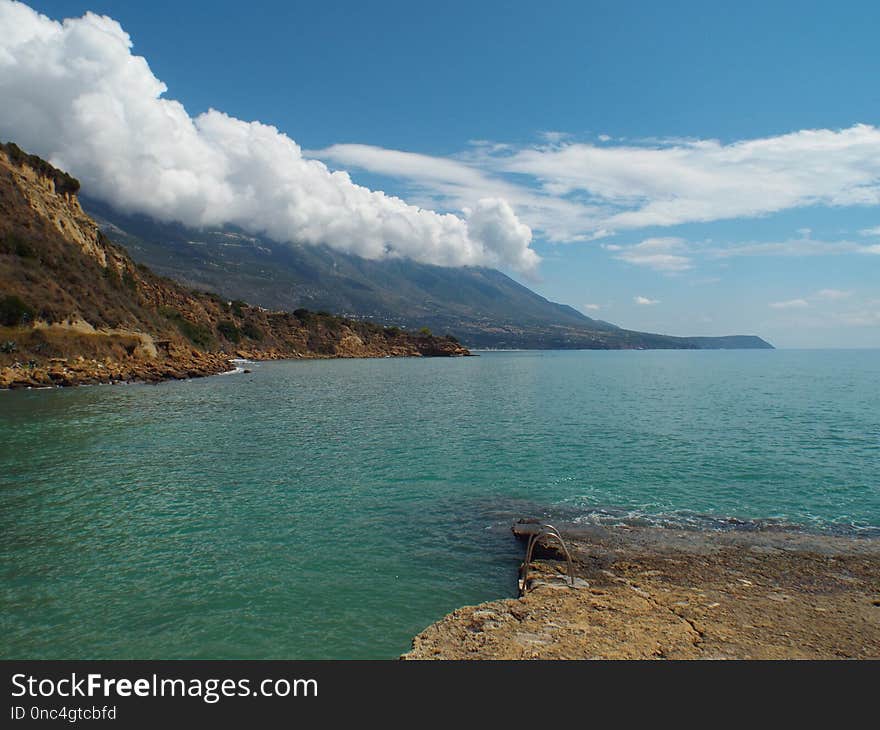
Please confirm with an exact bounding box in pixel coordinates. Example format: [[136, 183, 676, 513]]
[[706, 237, 880, 259], [5, 0, 878, 281], [583, 303, 601, 311], [320, 127, 880, 248], [634, 296, 660, 305], [539, 131, 570, 144], [615, 237, 693, 272], [767, 291, 874, 322], [463, 198, 537, 272], [770, 299, 810, 309], [0, 1, 538, 271], [496, 125, 880, 231], [763, 301, 880, 330], [316, 142, 599, 244]]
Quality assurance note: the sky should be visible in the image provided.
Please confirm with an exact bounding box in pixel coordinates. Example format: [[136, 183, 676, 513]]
[[2, 0, 879, 347]]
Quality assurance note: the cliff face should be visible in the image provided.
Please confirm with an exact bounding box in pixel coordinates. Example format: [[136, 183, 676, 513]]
[[0, 143, 468, 388]]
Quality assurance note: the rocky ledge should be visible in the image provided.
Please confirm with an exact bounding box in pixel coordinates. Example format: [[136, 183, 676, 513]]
[[404, 523, 880, 660], [0, 350, 234, 388]]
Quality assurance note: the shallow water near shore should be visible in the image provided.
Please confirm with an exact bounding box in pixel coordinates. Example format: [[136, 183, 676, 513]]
[[2, 349, 879, 658]]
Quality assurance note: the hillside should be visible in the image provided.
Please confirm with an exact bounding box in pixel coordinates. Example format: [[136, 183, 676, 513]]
[[0, 144, 468, 388], [85, 198, 773, 350]]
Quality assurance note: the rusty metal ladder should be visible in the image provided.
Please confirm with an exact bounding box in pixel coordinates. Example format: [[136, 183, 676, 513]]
[[518, 523, 576, 594]]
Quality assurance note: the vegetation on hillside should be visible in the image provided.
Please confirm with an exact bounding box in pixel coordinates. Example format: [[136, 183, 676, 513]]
[[0, 142, 470, 384]]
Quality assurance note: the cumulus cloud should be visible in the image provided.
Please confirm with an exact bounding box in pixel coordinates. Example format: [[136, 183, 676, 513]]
[[583, 303, 601, 311], [463, 198, 538, 272], [316, 142, 598, 244], [816, 288, 851, 300], [634, 296, 660, 305], [0, 1, 537, 271]]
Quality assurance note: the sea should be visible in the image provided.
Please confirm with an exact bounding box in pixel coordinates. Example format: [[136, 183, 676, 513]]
[[1, 349, 878, 658]]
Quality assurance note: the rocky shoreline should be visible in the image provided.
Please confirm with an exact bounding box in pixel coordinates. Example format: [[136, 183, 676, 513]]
[[404, 523, 880, 659], [0, 337, 470, 389]]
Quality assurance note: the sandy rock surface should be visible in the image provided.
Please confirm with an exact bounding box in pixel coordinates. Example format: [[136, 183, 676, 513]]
[[404, 525, 880, 659]]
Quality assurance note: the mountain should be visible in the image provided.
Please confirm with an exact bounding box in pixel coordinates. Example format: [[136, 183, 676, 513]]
[[84, 197, 773, 350], [0, 143, 468, 388]]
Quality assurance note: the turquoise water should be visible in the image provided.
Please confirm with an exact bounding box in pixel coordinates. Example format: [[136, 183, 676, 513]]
[[1, 350, 879, 659]]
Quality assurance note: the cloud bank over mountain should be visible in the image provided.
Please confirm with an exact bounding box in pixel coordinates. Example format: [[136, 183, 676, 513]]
[[0, 1, 538, 272]]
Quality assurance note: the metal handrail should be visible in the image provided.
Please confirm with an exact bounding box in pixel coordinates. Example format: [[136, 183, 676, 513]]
[[520, 523, 576, 592]]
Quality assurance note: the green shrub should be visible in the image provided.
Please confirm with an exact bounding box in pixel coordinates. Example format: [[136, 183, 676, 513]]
[[0, 233, 36, 258], [231, 300, 247, 317], [159, 306, 215, 349], [179, 320, 215, 349], [307, 332, 335, 354], [241, 322, 263, 341], [217, 320, 241, 343], [0, 294, 35, 326], [418, 327, 432, 337], [121, 268, 138, 292], [103, 266, 121, 289], [384, 326, 401, 338], [102, 265, 136, 292], [201, 291, 226, 308], [1, 340, 16, 354]]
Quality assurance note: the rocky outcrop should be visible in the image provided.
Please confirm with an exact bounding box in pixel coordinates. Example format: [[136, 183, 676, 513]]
[[0, 143, 469, 389], [0, 350, 235, 389], [403, 525, 880, 660]]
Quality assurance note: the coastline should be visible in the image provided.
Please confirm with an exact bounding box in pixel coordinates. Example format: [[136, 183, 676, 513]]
[[404, 522, 880, 659], [0, 340, 471, 390]]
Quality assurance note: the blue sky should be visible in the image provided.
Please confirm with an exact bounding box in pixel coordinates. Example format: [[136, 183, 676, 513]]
[[10, 0, 880, 346]]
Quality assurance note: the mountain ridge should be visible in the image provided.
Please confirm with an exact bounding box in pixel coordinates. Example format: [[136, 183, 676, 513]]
[[84, 197, 773, 350]]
